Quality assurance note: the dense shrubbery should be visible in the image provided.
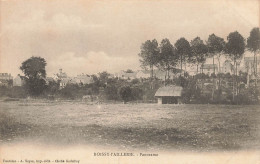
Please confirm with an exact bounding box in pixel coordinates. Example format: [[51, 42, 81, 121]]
[[0, 72, 259, 105], [0, 86, 28, 98], [177, 73, 259, 104]]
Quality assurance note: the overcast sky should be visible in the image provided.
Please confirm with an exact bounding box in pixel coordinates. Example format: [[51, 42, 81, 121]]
[[0, 0, 259, 77]]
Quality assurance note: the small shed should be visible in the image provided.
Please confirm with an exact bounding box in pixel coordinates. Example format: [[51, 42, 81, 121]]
[[155, 85, 183, 104]]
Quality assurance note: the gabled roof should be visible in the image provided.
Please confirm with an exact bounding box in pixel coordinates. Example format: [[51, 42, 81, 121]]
[[15, 75, 26, 80], [60, 78, 70, 83], [137, 70, 150, 74], [0, 79, 9, 83], [224, 60, 232, 63], [45, 77, 54, 81], [155, 85, 183, 97], [244, 57, 260, 61], [202, 64, 218, 69], [123, 72, 137, 78]]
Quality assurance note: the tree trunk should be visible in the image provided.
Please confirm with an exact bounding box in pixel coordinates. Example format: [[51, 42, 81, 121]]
[[201, 64, 204, 90], [255, 55, 258, 87], [218, 56, 221, 74], [213, 56, 215, 74], [212, 78, 215, 101], [150, 65, 154, 89], [236, 61, 238, 102], [184, 62, 187, 74], [218, 56, 221, 92], [212, 56, 215, 101], [150, 64, 154, 79], [167, 65, 170, 81], [247, 67, 250, 87], [164, 68, 167, 86], [254, 52, 256, 88], [180, 54, 183, 77], [232, 58, 236, 102]]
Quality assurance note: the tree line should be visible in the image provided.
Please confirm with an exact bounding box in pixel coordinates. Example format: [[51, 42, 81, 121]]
[[139, 28, 259, 80], [139, 27, 260, 101], [0, 28, 259, 104]]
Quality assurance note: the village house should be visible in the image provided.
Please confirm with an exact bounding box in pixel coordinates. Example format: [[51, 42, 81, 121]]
[[53, 69, 94, 88], [0, 73, 13, 87], [74, 74, 93, 85], [135, 70, 150, 79], [155, 85, 183, 104], [53, 69, 71, 88], [0, 80, 9, 87], [53, 69, 68, 81], [187, 69, 197, 76], [45, 77, 54, 85], [200, 64, 218, 75], [0, 73, 13, 80], [115, 69, 180, 80], [115, 70, 137, 80], [221, 60, 233, 74], [13, 74, 26, 87], [59, 78, 70, 88], [244, 56, 260, 78], [153, 69, 167, 80]]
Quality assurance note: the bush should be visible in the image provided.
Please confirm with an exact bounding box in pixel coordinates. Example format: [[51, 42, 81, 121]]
[[105, 84, 119, 100], [181, 77, 201, 103], [0, 86, 28, 98], [118, 86, 132, 103], [131, 86, 143, 100], [58, 84, 80, 100]]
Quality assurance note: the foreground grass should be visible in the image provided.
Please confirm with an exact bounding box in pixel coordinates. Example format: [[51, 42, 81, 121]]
[[0, 102, 259, 151]]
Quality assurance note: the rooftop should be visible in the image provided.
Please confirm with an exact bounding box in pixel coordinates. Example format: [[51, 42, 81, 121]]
[[202, 64, 218, 69], [244, 57, 260, 61], [155, 85, 183, 97]]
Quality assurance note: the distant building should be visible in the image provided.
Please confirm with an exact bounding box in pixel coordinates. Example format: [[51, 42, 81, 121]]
[[13, 74, 26, 86], [187, 69, 197, 76], [0, 79, 9, 87], [59, 78, 70, 88], [244, 56, 260, 78], [74, 74, 93, 85], [115, 69, 179, 80], [136, 70, 150, 79], [0, 73, 13, 80], [221, 60, 233, 74], [115, 70, 137, 80], [57, 73, 94, 88], [155, 85, 183, 104], [45, 77, 55, 85], [200, 64, 218, 75], [153, 70, 166, 80], [52, 69, 70, 88], [53, 69, 68, 81]]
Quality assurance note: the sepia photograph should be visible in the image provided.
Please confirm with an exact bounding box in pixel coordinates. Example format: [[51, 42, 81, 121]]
[[0, 0, 260, 163]]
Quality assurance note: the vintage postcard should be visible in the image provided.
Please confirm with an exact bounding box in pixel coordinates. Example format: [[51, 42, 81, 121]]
[[0, 0, 260, 163]]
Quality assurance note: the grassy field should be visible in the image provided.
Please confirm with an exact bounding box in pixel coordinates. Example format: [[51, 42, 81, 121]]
[[0, 101, 259, 151]]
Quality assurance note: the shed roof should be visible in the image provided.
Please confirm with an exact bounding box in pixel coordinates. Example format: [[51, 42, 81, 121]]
[[244, 57, 260, 61], [202, 64, 218, 69], [0, 79, 9, 83], [155, 85, 183, 97]]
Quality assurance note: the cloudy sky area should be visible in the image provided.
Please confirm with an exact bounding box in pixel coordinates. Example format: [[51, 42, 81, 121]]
[[0, 0, 259, 77]]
